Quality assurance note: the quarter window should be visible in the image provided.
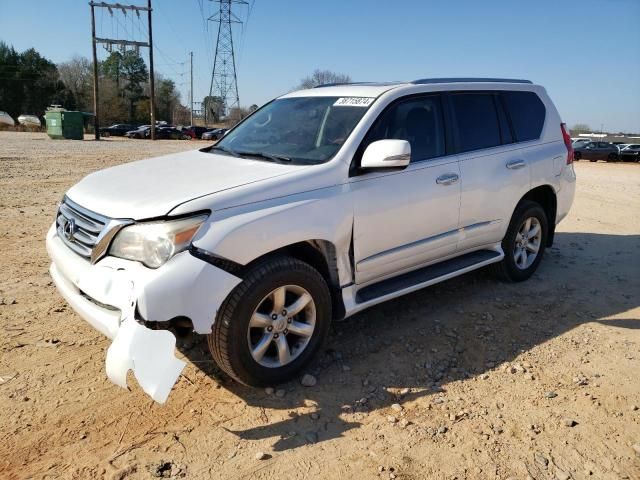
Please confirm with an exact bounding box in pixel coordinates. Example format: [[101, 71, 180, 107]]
[[501, 91, 546, 142], [451, 93, 502, 152], [364, 95, 446, 162]]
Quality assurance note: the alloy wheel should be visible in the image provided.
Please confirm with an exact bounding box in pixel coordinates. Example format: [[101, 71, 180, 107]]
[[247, 285, 316, 368], [513, 217, 542, 270]]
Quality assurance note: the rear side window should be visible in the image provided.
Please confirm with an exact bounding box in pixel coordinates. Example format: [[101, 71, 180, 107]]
[[502, 91, 546, 142], [450, 93, 501, 152]]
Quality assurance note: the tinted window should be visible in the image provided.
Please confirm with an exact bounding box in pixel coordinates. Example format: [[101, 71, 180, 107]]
[[365, 95, 445, 162], [496, 97, 514, 144], [502, 91, 545, 142], [451, 93, 501, 152]]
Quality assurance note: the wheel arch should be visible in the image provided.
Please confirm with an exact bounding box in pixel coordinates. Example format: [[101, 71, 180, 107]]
[[518, 184, 557, 247], [245, 240, 347, 321]]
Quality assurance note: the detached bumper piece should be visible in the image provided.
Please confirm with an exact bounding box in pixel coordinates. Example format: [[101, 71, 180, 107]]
[[106, 317, 185, 404]]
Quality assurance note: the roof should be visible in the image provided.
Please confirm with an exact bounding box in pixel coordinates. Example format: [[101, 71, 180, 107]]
[[282, 77, 536, 99]]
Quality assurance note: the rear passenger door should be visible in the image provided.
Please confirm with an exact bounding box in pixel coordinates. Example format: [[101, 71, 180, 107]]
[[451, 91, 534, 251]]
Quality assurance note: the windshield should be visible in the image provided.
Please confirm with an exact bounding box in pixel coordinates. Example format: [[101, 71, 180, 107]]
[[215, 96, 373, 164]]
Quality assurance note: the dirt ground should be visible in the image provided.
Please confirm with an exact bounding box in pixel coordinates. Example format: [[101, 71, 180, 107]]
[[0, 132, 638, 480]]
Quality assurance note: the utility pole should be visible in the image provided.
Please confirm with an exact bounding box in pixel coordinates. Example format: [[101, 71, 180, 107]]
[[147, 0, 156, 140], [208, 0, 247, 117], [90, 2, 100, 140], [88, 1, 156, 139], [190, 51, 194, 126]]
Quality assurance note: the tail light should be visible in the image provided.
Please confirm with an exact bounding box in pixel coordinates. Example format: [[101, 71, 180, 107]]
[[561, 123, 574, 165]]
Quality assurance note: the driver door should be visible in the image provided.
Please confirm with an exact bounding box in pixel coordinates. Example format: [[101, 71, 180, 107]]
[[350, 94, 461, 285], [582, 142, 597, 160]]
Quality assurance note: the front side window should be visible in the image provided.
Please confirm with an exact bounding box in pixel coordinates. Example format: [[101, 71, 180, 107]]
[[451, 93, 501, 152], [363, 95, 446, 162], [215, 96, 372, 164]]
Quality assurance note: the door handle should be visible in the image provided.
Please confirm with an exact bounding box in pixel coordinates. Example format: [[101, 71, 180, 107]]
[[436, 173, 459, 185], [506, 159, 526, 170]]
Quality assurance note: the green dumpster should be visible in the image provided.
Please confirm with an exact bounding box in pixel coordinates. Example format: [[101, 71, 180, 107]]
[[45, 108, 85, 140]]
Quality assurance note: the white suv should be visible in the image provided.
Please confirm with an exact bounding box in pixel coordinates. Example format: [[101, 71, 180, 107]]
[[46, 78, 576, 402]]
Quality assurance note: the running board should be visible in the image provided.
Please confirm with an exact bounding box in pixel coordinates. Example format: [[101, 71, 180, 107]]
[[355, 249, 503, 304]]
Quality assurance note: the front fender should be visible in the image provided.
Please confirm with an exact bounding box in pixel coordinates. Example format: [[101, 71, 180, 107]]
[[192, 185, 354, 285]]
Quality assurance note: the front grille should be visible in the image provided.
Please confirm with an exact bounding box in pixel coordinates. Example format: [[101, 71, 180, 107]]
[[56, 197, 109, 259]]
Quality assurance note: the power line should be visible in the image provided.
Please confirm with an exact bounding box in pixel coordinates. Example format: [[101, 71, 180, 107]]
[[89, 1, 157, 139]]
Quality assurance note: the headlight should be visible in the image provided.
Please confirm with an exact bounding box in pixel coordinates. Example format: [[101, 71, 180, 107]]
[[109, 215, 207, 268]]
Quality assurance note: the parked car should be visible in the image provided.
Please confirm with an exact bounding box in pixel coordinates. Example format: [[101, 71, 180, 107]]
[[17, 114, 41, 127], [100, 124, 138, 137], [573, 141, 619, 162], [619, 144, 640, 162], [46, 78, 575, 403], [125, 126, 151, 139], [156, 126, 191, 140], [201, 128, 228, 141], [182, 126, 210, 139], [0, 111, 15, 126]]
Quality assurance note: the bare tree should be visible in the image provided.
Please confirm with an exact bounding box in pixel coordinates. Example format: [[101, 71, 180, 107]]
[[296, 69, 351, 90], [226, 106, 250, 126], [57, 56, 93, 111], [571, 123, 592, 135]]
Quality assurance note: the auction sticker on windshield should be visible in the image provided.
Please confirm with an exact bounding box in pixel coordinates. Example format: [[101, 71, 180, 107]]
[[333, 97, 375, 107]]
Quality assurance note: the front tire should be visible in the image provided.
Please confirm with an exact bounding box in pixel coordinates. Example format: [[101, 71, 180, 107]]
[[208, 256, 332, 386], [492, 200, 548, 282]]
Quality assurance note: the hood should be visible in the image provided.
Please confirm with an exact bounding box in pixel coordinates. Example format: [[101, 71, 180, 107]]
[[66, 149, 303, 219]]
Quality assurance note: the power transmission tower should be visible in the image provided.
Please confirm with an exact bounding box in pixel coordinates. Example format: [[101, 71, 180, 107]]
[[89, 1, 157, 140], [208, 0, 247, 117]]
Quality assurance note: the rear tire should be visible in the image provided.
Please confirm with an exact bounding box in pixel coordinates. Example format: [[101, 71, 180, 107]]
[[208, 256, 332, 387], [573, 152, 581, 161], [607, 153, 618, 162], [492, 200, 548, 282]]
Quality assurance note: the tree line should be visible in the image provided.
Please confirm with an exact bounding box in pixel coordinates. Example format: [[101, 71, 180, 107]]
[[1, 40, 355, 128], [0, 41, 185, 126]]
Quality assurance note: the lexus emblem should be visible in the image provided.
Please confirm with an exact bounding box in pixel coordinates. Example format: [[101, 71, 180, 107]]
[[63, 218, 76, 242]]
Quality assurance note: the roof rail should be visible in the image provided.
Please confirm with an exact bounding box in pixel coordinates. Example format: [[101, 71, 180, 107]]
[[411, 77, 533, 85], [313, 81, 403, 88]]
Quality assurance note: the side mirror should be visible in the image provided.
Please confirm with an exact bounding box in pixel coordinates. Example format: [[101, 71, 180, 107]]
[[361, 139, 411, 169]]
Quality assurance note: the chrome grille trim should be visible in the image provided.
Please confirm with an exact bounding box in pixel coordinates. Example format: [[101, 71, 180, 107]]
[[56, 198, 107, 259], [56, 197, 133, 263]]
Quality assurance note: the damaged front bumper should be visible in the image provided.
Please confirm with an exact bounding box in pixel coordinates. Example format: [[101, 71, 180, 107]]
[[46, 223, 241, 403]]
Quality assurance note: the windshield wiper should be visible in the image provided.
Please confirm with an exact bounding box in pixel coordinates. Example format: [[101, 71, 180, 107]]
[[236, 151, 292, 163], [209, 145, 241, 157]]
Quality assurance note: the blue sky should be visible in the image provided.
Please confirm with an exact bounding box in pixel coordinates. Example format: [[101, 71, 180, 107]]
[[1, 0, 639, 132]]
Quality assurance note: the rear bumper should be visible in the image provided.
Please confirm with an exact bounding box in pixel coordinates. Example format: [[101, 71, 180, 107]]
[[556, 164, 577, 224], [46, 223, 242, 402]]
